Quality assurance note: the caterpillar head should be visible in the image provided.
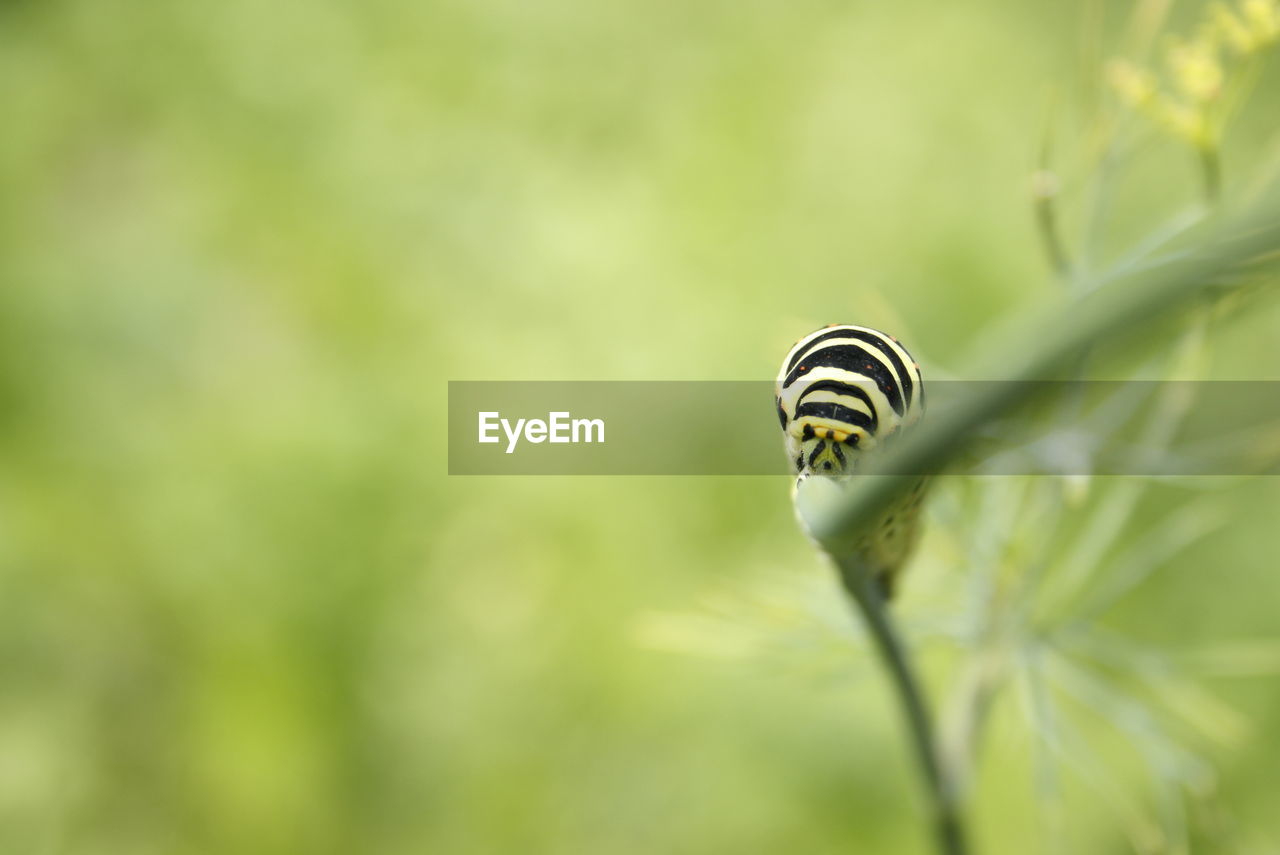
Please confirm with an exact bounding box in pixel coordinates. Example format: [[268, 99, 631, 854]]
[[785, 418, 883, 481], [776, 323, 924, 483]]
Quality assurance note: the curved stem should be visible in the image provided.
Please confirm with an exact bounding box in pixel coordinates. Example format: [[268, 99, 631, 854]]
[[803, 196, 1280, 551], [834, 555, 970, 855]]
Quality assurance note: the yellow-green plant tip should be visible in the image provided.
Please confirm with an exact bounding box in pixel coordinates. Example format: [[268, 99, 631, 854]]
[[1153, 95, 1211, 146], [1210, 2, 1258, 52], [1242, 0, 1280, 42], [1030, 169, 1061, 200], [1106, 59, 1157, 107], [1167, 36, 1225, 102]]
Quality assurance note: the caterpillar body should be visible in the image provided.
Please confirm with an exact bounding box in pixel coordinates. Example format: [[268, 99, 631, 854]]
[[776, 324, 928, 598]]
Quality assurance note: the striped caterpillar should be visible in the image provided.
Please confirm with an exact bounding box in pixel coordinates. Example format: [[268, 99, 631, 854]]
[[776, 324, 928, 598]]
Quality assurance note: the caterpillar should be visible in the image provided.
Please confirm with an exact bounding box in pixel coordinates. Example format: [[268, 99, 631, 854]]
[[776, 323, 928, 598]]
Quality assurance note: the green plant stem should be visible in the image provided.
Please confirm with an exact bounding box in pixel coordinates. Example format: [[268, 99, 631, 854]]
[[1199, 144, 1221, 206], [1034, 187, 1072, 279], [834, 555, 970, 855]]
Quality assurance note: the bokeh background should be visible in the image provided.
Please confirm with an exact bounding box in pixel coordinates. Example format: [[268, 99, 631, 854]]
[[2, 1, 1280, 853]]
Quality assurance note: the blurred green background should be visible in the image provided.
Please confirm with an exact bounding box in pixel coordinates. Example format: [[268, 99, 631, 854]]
[[3, 1, 1280, 853]]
